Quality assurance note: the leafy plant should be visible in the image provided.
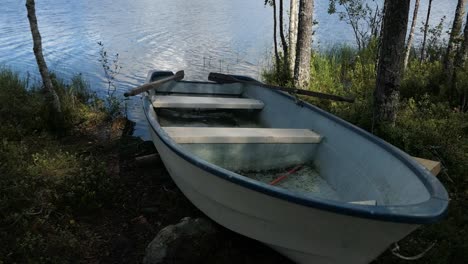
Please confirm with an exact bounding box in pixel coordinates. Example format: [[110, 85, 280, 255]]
[[420, 16, 447, 62], [97, 41, 123, 118], [328, 0, 383, 50]]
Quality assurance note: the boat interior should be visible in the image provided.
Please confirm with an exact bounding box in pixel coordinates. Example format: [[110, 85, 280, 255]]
[[148, 75, 432, 206]]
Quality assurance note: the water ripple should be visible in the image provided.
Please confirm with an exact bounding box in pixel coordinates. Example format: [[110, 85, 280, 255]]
[[0, 0, 461, 138]]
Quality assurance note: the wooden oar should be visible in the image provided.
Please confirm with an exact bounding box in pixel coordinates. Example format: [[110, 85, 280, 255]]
[[124, 70, 184, 97], [208, 72, 355, 103]]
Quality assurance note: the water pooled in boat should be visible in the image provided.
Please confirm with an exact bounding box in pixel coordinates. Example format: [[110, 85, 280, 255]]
[[240, 165, 340, 201]]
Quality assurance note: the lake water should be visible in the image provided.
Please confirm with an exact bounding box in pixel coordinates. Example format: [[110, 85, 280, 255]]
[[0, 0, 462, 137]]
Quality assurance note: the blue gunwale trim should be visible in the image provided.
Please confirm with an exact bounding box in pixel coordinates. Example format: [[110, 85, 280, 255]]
[[143, 71, 449, 224]]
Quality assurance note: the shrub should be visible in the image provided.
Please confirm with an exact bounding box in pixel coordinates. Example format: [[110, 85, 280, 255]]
[[0, 68, 119, 262], [0, 68, 46, 138], [401, 60, 445, 100], [379, 96, 468, 187]]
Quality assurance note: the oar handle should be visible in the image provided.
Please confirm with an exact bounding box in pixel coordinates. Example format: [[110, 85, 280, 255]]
[[124, 70, 184, 97], [208, 72, 355, 103]]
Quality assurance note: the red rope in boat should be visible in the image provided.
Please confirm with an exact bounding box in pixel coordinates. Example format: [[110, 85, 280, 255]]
[[269, 165, 303, 185]]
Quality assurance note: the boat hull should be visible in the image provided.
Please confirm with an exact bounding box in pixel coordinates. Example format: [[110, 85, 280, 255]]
[[149, 127, 417, 264], [142, 70, 447, 264]]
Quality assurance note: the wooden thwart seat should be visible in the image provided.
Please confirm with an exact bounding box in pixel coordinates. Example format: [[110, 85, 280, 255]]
[[413, 157, 441, 176], [163, 127, 322, 144], [152, 95, 264, 109]]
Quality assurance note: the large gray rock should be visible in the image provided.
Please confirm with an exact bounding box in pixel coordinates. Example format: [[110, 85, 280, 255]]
[[143, 217, 218, 264]]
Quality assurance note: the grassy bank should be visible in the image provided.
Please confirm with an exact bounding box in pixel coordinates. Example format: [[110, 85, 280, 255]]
[[0, 69, 122, 262], [263, 46, 468, 263]]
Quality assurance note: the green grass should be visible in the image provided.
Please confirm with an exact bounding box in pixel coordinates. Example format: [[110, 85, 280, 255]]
[[0, 68, 120, 262]]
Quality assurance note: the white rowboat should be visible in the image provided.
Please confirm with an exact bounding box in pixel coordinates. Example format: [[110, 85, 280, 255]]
[[142, 70, 449, 264]]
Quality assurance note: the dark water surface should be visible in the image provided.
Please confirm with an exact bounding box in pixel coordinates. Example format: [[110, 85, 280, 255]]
[[0, 0, 460, 137]]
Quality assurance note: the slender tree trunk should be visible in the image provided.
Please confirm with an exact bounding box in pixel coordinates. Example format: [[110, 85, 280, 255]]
[[288, 0, 299, 75], [420, 0, 433, 62], [444, 0, 465, 92], [457, 11, 468, 67], [279, 0, 289, 74], [294, 0, 314, 89], [453, 10, 468, 110], [375, 1, 387, 68], [25, 0, 63, 129], [374, 0, 410, 124], [272, 0, 281, 75], [403, 0, 420, 70]]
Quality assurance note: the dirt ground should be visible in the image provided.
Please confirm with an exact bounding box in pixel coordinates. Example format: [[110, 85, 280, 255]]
[[83, 119, 292, 264]]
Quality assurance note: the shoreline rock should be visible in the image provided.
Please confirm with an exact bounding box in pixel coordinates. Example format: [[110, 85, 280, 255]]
[[143, 217, 218, 264]]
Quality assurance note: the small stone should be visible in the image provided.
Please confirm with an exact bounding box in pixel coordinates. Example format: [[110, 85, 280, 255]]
[[143, 217, 218, 264]]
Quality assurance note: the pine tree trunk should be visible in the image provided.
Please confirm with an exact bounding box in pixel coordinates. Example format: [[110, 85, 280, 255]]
[[293, 0, 314, 89], [25, 0, 63, 128], [420, 0, 433, 62], [458, 11, 468, 66], [288, 0, 299, 75], [403, 0, 420, 70], [374, 0, 410, 124], [279, 0, 289, 71], [453, 11, 468, 111], [272, 0, 281, 76], [444, 0, 465, 91]]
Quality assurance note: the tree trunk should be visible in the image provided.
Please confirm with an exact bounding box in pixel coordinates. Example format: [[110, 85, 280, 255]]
[[457, 11, 468, 67], [293, 0, 314, 89], [272, 0, 281, 75], [374, 0, 410, 124], [420, 0, 433, 62], [25, 0, 63, 128], [279, 0, 289, 70], [453, 10, 468, 110], [403, 0, 420, 70], [444, 0, 465, 91], [288, 0, 299, 75]]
